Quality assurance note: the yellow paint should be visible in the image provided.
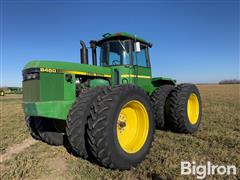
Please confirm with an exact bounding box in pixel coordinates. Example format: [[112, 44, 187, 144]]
[[39, 67, 111, 78], [103, 74, 112, 78], [187, 93, 200, 125], [39, 67, 152, 79], [62, 70, 111, 77], [121, 74, 151, 79], [117, 100, 149, 153], [61, 70, 87, 76]]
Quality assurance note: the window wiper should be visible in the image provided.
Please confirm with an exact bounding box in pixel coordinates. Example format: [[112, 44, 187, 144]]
[[118, 40, 126, 51]]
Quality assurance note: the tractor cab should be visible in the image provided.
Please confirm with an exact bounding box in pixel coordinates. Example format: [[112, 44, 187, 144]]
[[81, 32, 154, 89], [94, 32, 152, 68]]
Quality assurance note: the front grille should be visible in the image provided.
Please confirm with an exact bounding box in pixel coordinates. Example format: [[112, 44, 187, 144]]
[[22, 68, 64, 102], [23, 80, 40, 101]]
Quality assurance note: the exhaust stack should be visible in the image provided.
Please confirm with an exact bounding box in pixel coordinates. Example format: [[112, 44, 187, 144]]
[[80, 40, 88, 64], [90, 40, 97, 66]]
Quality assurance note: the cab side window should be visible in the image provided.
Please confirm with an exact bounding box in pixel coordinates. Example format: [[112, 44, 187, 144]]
[[133, 44, 149, 67]]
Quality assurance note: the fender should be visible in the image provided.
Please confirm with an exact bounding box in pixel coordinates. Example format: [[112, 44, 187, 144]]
[[151, 77, 176, 87], [89, 78, 110, 88]]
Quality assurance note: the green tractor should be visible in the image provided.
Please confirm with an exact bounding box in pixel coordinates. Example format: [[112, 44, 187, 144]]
[[0, 89, 5, 96], [22, 32, 202, 170]]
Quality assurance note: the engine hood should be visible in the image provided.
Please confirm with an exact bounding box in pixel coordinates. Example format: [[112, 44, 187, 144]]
[[23, 60, 112, 78]]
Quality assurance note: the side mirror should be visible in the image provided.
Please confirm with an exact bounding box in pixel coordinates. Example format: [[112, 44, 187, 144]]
[[134, 42, 141, 53]]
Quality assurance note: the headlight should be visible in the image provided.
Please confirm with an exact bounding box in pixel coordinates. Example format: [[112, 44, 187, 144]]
[[22, 68, 40, 81], [27, 74, 32, 80], [32, 73, 39, 79]]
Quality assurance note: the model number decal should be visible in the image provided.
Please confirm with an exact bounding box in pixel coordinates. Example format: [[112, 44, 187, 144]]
[[39, 68, 111, 77], [40, 68, 57, 73]]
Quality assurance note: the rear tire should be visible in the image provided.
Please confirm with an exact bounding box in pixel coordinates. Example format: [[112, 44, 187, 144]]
[[151, 85, 174, 129], [166, 84, 202, 133], [66, 87, 106, 159], [87, 85, 154, 170]]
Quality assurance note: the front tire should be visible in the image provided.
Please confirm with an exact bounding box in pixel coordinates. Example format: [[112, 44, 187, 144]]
[[36, 117, 65, 146], [25, 116, 64, 145], [66, 87, 105, 159], [25, 116, 41, 140], [87, 85, 154, 170]]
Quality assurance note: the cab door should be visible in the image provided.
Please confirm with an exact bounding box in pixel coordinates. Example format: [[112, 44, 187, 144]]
[[132, 43, 152, 91]]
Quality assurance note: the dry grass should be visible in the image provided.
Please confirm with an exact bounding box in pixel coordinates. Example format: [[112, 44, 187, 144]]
[[0, 85, 239, 179], [0, 95, 28, 154]]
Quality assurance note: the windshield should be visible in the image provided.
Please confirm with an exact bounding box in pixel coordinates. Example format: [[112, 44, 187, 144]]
[[100, 40, 130, 66]]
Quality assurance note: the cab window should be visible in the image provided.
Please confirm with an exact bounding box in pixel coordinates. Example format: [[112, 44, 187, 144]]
[[100, 40, 131, 66], [133, 44, 149, 67]]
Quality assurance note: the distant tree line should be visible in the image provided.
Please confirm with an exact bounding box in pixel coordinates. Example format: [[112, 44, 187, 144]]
[[219, 79, 240, 84], [0, 87, 23, 94]]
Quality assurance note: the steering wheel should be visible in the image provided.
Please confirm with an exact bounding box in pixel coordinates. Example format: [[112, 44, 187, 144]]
[[112, 59, 120, 65]]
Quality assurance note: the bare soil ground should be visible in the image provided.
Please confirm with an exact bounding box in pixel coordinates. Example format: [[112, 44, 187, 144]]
[[0, 137, 37, 162], [0, 85, 239, 179]]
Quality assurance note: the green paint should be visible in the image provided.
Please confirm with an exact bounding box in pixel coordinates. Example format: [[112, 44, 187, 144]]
[[152, 77, 176, 88], [24, 60, 111, 76], [23, 80, 40, 101], [23, 101, 74, 120], [97, 32, 151, 46], [40, 73, 64, 101], [64, 75, 75, 100], [89, 79, 110, 88]]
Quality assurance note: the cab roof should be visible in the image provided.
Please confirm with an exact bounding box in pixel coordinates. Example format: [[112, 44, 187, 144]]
[[96, 32, 152, 47]]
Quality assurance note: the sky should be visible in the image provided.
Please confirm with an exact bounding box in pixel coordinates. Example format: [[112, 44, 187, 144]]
[[1, 0, 239, 87]]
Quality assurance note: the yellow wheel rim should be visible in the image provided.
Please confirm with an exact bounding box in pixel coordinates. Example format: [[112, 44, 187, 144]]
[[117, 100, 149, 154], [187, 93, 199, 125]]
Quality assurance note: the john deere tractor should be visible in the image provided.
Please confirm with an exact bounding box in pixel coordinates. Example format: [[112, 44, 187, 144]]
[[0, 89, 5, 96], [22, 32, 202, 170]]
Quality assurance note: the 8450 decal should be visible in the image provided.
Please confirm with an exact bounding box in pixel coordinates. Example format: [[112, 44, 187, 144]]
[[40, 68, 57, 73]]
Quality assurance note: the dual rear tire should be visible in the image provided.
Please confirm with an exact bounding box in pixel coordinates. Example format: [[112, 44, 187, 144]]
[[166, 84, 202, 133], [151, 85, 174, 129], [151, 83, 202, 133]]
